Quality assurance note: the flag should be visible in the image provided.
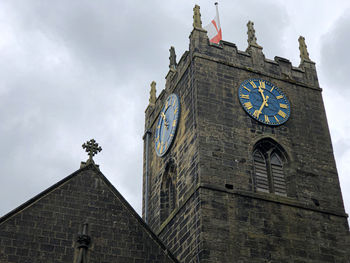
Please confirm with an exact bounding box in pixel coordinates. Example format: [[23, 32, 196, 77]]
[[204, 3, 222, 44]]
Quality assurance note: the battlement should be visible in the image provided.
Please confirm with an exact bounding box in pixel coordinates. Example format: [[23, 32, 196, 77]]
[[163, 29, 319, 94], [146, 7, 319, 117]]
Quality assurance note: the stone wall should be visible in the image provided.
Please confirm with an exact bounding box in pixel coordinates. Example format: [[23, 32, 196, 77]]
[[200, 187, 349, 262], [0, 165, 177, 263], [143, 26, 349, 262]]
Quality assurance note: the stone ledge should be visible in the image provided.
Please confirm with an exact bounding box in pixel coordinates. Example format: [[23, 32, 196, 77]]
[[200, 183, 348, 218], [157, 182, 348, 235]]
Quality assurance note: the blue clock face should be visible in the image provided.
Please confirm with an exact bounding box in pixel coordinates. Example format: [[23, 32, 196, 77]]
[[238, 79, 291, 125], [155, 94, 180, 157]]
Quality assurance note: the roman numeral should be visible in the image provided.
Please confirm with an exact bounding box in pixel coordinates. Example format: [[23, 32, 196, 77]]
[[276, 95, 284, 99], [280, 103, 288, 109], [244, 102, 253, 109], [243, 86, 251, 92], [253, 110, 260, 118], [264, 115, 270, 123], [278, 110, 287, 118], [240, 94, 249, 99], [249, 81, 257, 89], [259, 80, 266, 89]]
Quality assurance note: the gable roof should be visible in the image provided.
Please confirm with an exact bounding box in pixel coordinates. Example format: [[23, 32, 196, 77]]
[[0, 164, 179, 262]]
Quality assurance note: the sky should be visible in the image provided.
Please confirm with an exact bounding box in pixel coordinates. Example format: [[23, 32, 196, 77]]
[[0, 0, 349, 221]]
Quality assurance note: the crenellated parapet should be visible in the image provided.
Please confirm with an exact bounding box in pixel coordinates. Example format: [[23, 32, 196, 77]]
[[186, 22, 318, 91], [146, 4, 319, 126]]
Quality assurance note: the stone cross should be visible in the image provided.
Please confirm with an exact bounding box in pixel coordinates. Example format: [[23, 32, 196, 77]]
[[82, 139, 102, 163]]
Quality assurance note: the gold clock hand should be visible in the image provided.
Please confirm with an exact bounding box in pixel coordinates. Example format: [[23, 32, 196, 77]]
[[161, 112, 169, 129], [256, 96, 269, 118], [258, 86, 268, 106]]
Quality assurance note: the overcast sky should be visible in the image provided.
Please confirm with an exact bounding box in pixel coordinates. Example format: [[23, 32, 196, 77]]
[[0, 0, 349, 220]]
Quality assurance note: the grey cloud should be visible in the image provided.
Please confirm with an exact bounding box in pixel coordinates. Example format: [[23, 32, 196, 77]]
[[0, 0, 349, 220], [320, 9, 350, 92]]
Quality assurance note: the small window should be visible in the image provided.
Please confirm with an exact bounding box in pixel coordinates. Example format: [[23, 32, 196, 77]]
[[253, 139, 287, 196]]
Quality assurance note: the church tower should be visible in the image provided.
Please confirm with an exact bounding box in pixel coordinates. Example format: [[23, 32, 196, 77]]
[[143, 5, 349, 262]]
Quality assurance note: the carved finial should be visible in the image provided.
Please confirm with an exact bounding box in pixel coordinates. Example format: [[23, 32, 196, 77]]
[[247, 21, 261, 48], [298, 36, 311, 62], [193, 5, 202, 29], [149, 81, 156, 106], [169, 46, 177, 70], [82, 139, 102, 165]]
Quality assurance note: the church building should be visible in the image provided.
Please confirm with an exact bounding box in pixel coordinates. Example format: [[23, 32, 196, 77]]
[[1, 5, 349, 263]]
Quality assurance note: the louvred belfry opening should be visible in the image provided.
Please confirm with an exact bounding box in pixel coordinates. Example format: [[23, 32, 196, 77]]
[[253, 139, 287, 196]]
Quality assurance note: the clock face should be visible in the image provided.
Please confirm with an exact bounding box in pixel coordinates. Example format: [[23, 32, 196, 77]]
[[238, 79, 291, 125], [155, 94, 180, 157]]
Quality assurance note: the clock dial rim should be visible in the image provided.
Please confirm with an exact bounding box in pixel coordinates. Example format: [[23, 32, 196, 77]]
[[238, 78, 291, 126], [155, 93, 180, 157]]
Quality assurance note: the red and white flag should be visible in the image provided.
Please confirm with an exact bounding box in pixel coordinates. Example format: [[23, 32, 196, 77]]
[[204, 3, 222, 44]]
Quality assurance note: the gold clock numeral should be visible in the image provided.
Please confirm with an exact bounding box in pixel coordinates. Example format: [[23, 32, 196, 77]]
[[243, 86, 251, 92], [253, 110, 260, 118], [174, 107, 178, 114], [172, 120, 177, 127], [264, 115, 270, 123], [259, 80, 266, 89], [270, 86, 274, 92], [276, 95, 284, 99], [244, 101, 253, 110], [280, 103, 288, 109], [165, 100, 168, 109], [250, 81, 257, 89], [173, 98, 176, 107], [274, 116, 280, 123], [240, 94, 249, 99], [278, 110, 287, 118]]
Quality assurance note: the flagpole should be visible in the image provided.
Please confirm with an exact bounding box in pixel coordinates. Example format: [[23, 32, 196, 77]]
[[215, 2, 221, 31]]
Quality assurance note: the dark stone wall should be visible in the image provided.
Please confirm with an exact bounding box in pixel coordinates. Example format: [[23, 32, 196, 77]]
[[143, 50, 200, 233], [200, 187, 349, 262], [158, 190, 201, 263], [192, 28, 349, 262], [143, 28, 349, 262], [0, 166, 177, 263], [194, 53, 345, 211]]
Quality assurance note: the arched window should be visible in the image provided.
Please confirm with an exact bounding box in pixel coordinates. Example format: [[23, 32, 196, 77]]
[[160, 160, 177, 222], [253, 139, 287, 196]]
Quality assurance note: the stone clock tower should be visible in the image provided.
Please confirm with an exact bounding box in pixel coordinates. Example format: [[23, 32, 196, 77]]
[[143, 5, 349, 263]]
